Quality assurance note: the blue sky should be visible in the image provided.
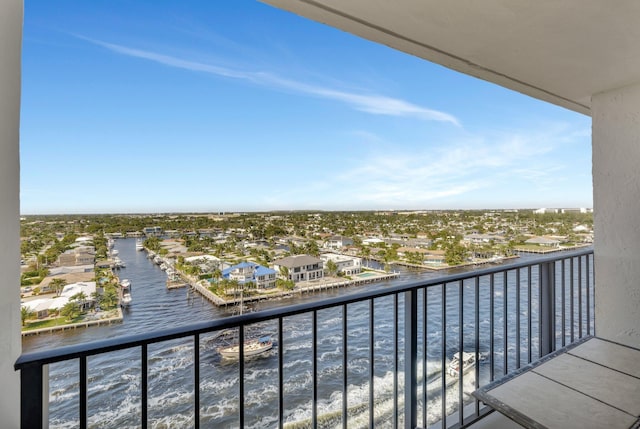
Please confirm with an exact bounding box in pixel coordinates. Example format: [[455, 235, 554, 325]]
[[20, 1, 593, 214]]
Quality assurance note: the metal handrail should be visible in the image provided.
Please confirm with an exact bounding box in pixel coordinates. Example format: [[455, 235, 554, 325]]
[[15, 247, 594, 429], [15, 248, 592, 369]]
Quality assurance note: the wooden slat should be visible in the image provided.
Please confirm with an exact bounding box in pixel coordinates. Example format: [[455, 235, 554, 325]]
[[488, 372, 637, 429], [533, 353, 640, 416], [569, 338, 640, 378]]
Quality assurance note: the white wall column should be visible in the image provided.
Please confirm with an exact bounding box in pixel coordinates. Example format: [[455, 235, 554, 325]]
[[0, 0, 23, 427], [593, 82, 640, 348]]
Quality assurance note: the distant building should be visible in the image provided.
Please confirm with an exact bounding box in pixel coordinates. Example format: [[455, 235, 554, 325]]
[[362, 238, 384, 246], [320, 253, 362, 275], [324, 236, 354, 249], [22, 281, 97, 319], [273, 255, 324, 282], [463, 233, 505, 245], [143, 226, 163, 237], [423, 250, 446, 266], [525, 236, 561, 247], [222, 262, 277, 289], [534, 208, 558, 214], [56, 246, 95, 267]]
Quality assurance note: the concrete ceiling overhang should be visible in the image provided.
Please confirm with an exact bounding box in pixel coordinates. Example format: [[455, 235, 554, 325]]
[[263, 0, 640, 116]]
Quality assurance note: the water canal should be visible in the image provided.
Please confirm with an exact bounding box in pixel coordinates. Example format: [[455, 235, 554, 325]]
[[22, 239, 585, 428]]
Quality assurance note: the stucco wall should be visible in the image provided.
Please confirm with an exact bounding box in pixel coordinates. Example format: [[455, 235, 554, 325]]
[[592, 82, 640, 348], [0, 0, 23, 426]]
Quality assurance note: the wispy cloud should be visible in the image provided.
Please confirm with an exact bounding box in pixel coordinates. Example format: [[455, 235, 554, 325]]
[[328, 131, 560, 207], [81, 37, 460, 126]]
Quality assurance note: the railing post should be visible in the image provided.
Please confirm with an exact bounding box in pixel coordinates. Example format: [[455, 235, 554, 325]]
[[404, 290, 417, 429], [539, 261, 556, 357], [20, 362, 48, 429]]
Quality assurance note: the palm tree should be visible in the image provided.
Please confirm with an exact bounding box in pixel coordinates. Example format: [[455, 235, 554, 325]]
[[20, 306, 33, 326], [360, 246, 371, 267], [49, 278, 67, 297], [279, 265, 290, 282], [61, 302, 80, 322], [325, 259, 338, 277], [212, 268, 222, 283]]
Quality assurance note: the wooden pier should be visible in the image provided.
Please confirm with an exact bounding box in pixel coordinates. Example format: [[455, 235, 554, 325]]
[[188, 270, 399, 307], [21, 309, 123, 337]]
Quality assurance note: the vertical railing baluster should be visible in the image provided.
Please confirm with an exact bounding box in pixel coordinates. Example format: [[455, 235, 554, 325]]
[[590, 253, 596, 335], [539, 261, 555, 357], [503, 271, 508, 376], [404, 290, 417, 429], [516, 269, 521, 369], [561, 259, 566, 347], [578, 256, 583, 338], [80, 356, 87, 429], [13, 250, 595, 429], [312, 311, 318, 429], [527, 266, 532, 364], [238, 326, 245, 429], [142, 344, 148, 429], [393, 295, 398, 429], [20, 362, 45, 429], [343, 305, 348, 429], [570, 257, 575, 343], [586, 255, 591, 336], [369, 300, 374, 429], [422, 288, 427, 429], [441, 284, 447, 428], [474, 276, 480, 418], [458, 280, 464, 427], [489, 274, 495, 382], [278, 318, 284, 429], [194, 334, 200, 429]]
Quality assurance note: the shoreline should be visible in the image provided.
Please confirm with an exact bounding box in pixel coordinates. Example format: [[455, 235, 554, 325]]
[[21, 308, 123, 337], [188, 269, 399, 307]]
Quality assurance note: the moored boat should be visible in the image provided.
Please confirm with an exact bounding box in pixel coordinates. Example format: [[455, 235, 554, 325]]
[[217, 284, 271, 359], [218, 336, 273, 359], [135, 239, 144, 251], [121, 289, 132, 307], [120, 278, 131, 289]]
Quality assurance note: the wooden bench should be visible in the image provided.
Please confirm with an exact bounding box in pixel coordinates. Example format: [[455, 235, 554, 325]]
[[473, 336, 640, 429]]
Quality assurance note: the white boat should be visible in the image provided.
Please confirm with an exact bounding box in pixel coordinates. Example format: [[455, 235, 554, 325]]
[[447, 351, 476, 377], [120, 278, 131, 289], [218, 336, 273, 359], [135, 239, 144, 251], [121, 290, 132, 307], [113, 257, 126, 268], [218, 286, 272, 359]]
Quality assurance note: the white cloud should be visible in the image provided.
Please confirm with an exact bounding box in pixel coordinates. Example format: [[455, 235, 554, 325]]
[[328, 130, 565, 207], [82, 37, 460, 126]]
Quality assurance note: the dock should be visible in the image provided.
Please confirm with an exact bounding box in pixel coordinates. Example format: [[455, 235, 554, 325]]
[[21, 309, 123, 337], [188, 270, 399, 307]]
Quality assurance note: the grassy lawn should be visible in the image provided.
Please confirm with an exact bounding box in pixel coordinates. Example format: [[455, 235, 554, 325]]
[[22, 315, 83, 331]]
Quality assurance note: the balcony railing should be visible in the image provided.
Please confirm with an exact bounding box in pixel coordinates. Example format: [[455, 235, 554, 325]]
[[15, 248, 594, 429]]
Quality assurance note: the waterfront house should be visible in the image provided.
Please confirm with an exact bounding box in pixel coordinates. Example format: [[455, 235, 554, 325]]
[[524, 236, 561, 248], [323, 235, 354, 250], [5, 2, 640, 428], [142, 226, 163, 237], [56, 246, 96, 267], [272, 254, 324, 282], [319, 253, 362, 276], [222, 261, 277, 289], [22, 281, 97, 318]]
